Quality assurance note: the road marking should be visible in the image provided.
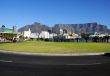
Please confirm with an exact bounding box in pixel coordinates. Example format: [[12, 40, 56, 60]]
[[0, 60, 13, 63], [67, 63, 102, 65]]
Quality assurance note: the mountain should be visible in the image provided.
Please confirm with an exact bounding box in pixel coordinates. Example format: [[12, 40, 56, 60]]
[[52, 22, 108, 34], [18, 22, 50, 33], [18, 22, 110, 34], [108, 29, 110, 34]]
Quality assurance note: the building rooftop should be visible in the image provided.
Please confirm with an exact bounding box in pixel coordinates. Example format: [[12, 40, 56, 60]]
[[0, 25, 16, 33]]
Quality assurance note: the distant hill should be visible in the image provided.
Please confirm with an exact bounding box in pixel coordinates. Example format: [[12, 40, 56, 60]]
[[18, 22, 50, 33], [18, 22, 110, 34]]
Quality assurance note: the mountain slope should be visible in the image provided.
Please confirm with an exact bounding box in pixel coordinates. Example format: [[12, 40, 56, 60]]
[[18, 22, 50, 33], [18, 22, 110, 34], [52, 23, 108, 34]]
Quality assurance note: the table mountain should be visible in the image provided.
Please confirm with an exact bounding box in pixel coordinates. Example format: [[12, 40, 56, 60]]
[[18, 22, 110, 34], [52, 22, 109, 34]]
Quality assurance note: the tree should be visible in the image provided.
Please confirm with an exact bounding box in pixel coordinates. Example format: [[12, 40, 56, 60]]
[[81, 33, 90, 42], [92, 36, 99, 42], [19, 35, 25, 41], [75, 38, 79, 42], [103, 35, 110, 43]]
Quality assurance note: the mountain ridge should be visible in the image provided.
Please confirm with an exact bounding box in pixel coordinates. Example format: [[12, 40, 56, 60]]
[[18, 22, 110, 34]]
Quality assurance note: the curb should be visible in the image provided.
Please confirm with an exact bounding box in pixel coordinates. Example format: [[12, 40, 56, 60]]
[[0, 50, 105, 56], [104, 53, 110, 57]]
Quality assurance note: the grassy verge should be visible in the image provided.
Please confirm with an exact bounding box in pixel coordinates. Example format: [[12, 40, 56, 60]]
[[0, 41, 110, 54]]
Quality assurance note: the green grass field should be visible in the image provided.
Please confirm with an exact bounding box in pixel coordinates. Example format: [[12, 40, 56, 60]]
[[0, 41, 110, 53]]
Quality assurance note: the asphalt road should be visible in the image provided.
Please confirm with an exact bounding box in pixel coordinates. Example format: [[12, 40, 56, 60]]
[[0, 52, 110, 76]]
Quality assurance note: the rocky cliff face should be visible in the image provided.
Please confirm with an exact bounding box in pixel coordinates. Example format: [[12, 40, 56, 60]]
[[18, 22, 109, 34], [52, 23, 108, 34]]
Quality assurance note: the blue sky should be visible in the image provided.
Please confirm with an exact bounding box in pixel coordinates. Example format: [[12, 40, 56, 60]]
[[0, 0, 110, 29]]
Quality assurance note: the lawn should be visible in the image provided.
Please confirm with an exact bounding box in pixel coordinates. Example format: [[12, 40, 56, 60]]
[[0, 41, 110, 53]]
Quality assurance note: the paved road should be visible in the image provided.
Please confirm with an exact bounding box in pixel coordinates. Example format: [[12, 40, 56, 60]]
[[0, 52, 110, 76]]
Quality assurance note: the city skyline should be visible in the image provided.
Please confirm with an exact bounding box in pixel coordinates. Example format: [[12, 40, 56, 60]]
[[0, 0, 110, 29]]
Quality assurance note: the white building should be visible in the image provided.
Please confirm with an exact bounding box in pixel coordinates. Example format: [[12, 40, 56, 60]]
[[49, 33, 57, 38], [65, 33, 79, 39], [90, 32, 107, 37], [23, 28, 31, 38], [30, 33, 39, 39], [59, 29, 64, 35], [39, 31, 49, 39]]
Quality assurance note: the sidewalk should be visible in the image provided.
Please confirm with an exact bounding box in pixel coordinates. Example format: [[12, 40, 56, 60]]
[[0, 50, 105, 56]]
